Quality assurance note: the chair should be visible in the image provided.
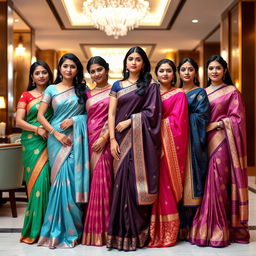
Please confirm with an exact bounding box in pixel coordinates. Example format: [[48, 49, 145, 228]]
[[0, 144, 23, 217]]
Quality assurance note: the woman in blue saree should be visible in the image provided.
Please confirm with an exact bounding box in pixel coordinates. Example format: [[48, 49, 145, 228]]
[[37, 53, 89, 248], [177, 58, 210, 240]]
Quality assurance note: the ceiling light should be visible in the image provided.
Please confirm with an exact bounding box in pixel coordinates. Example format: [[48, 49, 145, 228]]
[[14, 19, 19, 23], [15, 35, 26, 56], [83, 0, 150, 39], [192, 19, 199, 23]]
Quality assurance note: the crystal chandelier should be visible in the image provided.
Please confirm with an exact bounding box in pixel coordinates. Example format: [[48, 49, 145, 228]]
[[83, 0, 149, 39]]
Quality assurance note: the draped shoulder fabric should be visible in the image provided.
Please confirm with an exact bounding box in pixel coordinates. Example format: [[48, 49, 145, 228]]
[[82, 88, 113, 246], [19, 92, 53, 244], [148, 88, 188, 247], [37, 85, 90, 249], [190, 85, 250, 247], [106, 81, 162, 251], [179, 88, 210, 240]]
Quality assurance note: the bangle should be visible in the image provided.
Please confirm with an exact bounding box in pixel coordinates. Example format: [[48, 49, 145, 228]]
[[217, 121, 222, 130], [102, 135, 108, 142], [34, 126, 39, 135], [110, 137, 115, 141], [50, 128, 55, 134]]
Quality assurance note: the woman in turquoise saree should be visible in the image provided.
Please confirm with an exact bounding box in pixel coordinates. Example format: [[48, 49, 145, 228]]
[[16, 61, 53, 243], [37, 53, 89, 248]]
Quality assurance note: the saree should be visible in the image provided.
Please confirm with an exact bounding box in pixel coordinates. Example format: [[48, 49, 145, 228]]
[[106, 81, 162, 251], [148, 88, 188, 247], [18, 92, 53, 243], [179, 88, 210, 240], [37, 85, 89, 248], [190, 85, 250, 247], [82, 88, 113, 246]]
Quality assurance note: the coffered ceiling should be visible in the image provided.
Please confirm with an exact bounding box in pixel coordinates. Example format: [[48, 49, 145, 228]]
[[13, 0, 234, 78]]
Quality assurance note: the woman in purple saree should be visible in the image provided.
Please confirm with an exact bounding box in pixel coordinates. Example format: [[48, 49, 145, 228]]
[[107, 46, 162, 251], [190, 55, 249, 247]]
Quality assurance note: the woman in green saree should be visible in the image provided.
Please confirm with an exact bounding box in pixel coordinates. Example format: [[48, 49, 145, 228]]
[[16, 60, 53, 243]]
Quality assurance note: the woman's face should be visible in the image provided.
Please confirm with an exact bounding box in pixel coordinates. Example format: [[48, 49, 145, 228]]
[[157, 63, 174, 86], [89, 63, 108, 85], [179, 61, 196, 84], [32, 65, 49, 87], [126, 52, 144, 74], [60, 59, 78, 80], [208, 60, 225, 84]]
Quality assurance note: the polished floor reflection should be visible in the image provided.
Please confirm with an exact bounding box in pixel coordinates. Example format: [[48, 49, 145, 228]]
[[0, 177, 256, 256]]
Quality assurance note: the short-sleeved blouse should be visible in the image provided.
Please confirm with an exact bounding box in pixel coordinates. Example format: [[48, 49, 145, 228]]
[[17, 92, 38, 109]]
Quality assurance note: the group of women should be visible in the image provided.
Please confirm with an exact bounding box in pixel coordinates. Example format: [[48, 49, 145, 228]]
[[16, 46, 249, 250]]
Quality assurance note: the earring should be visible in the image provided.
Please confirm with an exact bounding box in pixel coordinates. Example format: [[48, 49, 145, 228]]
[[75, 76, 78, 84], [171, 80, 175, 85], [32, 81, 36, 87], [125, 68, 129, 75], [59, 74, 63, 80], [222, 74, 226, 81], [141, 68, 144, 74], [207, 78, 211, 84]]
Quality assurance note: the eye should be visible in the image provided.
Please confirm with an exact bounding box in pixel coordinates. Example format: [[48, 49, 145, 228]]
[[180, 67, 186, 72], [42, 70, 48, 75], [188, 68, 194, 72], [70, 65, 76, 69], [208, 66, 214, 70]]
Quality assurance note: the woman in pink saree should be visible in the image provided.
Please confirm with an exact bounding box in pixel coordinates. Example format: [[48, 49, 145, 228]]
[[148, 59, 188, 247], [82, 57, 113, 246], [190, 55, 250, 247]]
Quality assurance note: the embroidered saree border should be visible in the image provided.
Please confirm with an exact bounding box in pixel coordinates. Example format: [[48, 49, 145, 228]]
[[208, 130, 226, 157], [27, 97, 41, 114], [50, 133, 73, 184], [183, 134, 201, 206], [86, 89, 110, 110], [132, 113, 157, 205], [161, 88, 182, 101], [161, 118, 183, 202], [207, 86, 236, 102], [27, 148, 48, 198]]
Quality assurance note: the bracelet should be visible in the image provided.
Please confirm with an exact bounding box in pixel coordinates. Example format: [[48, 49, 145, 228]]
[[34, 126, 39, 136], [110, 137, 115, 141], [49, 128, 55, 134], [102, 135, 108, 142], [217, 121, 222, 130]]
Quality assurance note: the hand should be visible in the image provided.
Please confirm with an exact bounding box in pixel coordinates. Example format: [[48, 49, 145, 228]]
[[38, 127, 48, 139], [206, 122, 218, 132], [54, 131, 72, 146], [115, 120, 131, 133], [92, 137, 106, 153], [60, 119, 73, 130], [110, 139, 120, 160]]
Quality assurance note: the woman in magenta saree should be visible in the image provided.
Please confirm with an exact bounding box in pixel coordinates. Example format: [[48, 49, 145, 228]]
[[82, 57, 113, 246], [148, 59, 188, 247], [107, 47, 162, 251], [190, 55, 249, 247]]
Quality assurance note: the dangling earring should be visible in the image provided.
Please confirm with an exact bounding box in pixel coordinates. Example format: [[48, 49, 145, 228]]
[[208, 78, 211, 84], [125, 68, 129, 76], [59, 74, 63, 80], [75, 76, 78, 84], [222, 74, 226, 82], [32, 81, 36, 87], [171, 80, 175, 85]]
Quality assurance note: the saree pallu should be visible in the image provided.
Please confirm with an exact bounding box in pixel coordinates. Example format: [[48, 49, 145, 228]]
[[82, 89, 113, 246], [179, 88, 210, 240], [20, 96, 53, 243], [38, 86, 89, 249], [148, 88, 188, 247], [190, 85, 249, 247], [106, 82, 162, 251]]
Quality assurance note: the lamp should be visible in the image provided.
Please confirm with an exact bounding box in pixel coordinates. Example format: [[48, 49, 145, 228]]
[[83, 0, 149, 39], [0, 96, 6, 138], [15, 35, 26, 56]]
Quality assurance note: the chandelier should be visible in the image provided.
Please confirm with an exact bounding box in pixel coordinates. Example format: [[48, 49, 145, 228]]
[[83, 0, 149, 39]]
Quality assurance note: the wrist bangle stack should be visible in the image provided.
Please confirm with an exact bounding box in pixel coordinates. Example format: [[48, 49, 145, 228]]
[[217, 121, 222, 130], [34, 126, 39, 135], [50, 128, 55, 135]]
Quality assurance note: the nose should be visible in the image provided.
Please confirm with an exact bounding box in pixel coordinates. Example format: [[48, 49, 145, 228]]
[[185, 68, 189, 74]]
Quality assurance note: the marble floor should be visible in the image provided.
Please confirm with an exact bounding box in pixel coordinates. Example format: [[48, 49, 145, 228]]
[[0, 177, 255, 256]]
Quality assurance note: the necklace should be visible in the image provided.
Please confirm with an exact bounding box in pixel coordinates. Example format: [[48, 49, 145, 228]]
[[94, 84, 110, 90], [210, 83, 225, 90], [127, 79, 137, 85]]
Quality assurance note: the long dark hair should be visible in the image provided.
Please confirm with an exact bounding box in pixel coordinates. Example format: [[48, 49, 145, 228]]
[[122, 46, 152, 96], [177, 58, 200, 87], [54, 53, 86, 105], [155, 59, 177, 86], [206, 55, 233, 86], [86, 56, 109, 73], [27, 60, 53, 91]]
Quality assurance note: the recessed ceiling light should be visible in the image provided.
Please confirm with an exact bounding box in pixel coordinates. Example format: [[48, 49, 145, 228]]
[[14, 19, 19, 23], [192, 19, 199, 23]]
